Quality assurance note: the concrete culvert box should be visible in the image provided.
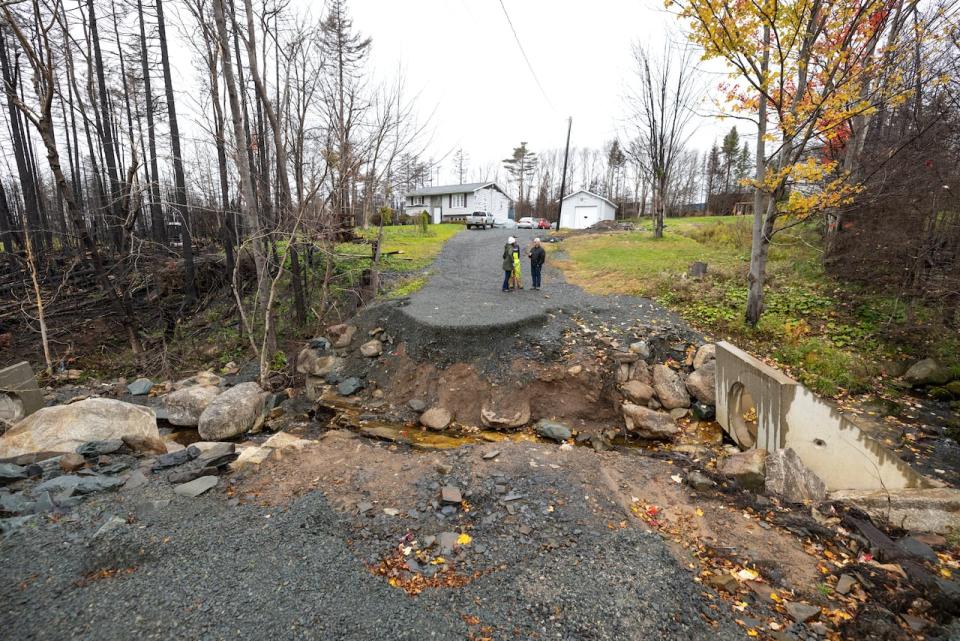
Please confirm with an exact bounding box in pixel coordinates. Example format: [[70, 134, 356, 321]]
[[715, 342, 932, 492], [0, 362, 44, 425]]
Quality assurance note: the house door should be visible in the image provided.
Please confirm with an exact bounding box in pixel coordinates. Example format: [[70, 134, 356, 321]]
[[432, 207, 442, 224], [574, 205, 599, 228]]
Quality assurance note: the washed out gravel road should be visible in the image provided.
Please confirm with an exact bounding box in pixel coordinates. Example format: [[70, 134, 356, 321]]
[[401, 228, 684, 331]]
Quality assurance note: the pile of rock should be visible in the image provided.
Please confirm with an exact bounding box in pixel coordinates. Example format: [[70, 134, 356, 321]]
[[715, 446, 827, 504], [616, 342, 717, 441]]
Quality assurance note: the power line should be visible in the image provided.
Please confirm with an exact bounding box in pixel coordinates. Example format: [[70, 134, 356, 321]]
[[496, 0, 556, 113]]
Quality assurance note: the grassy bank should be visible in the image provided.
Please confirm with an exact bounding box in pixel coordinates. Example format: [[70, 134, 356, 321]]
[[553, 216, 959, 397]]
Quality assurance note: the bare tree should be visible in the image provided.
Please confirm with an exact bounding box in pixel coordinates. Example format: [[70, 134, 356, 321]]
[[625, 43, 699, 237]]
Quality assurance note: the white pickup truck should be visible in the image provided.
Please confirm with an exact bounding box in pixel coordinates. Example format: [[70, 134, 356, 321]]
[[465, 211, 494, 230]]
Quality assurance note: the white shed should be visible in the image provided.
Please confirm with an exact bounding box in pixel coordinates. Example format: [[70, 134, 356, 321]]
[[559, 190, 617, 230]]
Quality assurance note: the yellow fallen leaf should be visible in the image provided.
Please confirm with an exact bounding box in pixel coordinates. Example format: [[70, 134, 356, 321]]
[[457, 533, 472, 546], [430, 557, 446, 565], [770, 592, 782, 602], [940, 568, 953, 578], [388, 577, 400, 587], [747, 629, 759, 637], [737, 568, 760, 581], [695, 508, 704, 517]]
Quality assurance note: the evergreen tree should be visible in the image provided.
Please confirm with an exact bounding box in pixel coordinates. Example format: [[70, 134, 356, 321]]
[[720, 126, 740, 191], [502, 142, 537, 217]]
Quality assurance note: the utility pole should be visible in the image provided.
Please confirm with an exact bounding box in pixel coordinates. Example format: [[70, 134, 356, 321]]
[[555, 117, 572, 231]]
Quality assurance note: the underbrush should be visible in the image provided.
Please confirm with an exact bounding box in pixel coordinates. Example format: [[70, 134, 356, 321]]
[[557, 217, 959, 398]]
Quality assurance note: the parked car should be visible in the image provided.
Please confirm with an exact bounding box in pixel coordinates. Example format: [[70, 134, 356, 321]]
[[517, 217, 536, 229], [537, 218, 551, 229], [465, 211, 494, 229]]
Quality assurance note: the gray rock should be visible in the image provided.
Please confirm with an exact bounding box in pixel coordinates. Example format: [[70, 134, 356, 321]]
[[326, 324, 357, 349], [622, 403, 678, 440], [123, 469, 148, 490], [685, 360, 716, 405], [195, 442, 238, 469], [31, 491, 55, 514], [438, 531, 459, 554], [0, 492, 32, 514], [98, 462, 131, 475], [629, 341, 651, 360], [904, 358, 951, 386], [337, 378, 364, 397], [621, 380, 655, 404], [441, 485, 462, 504], [0, 515, 36, 536], [693, 344, 716, 370], [686, 470, 715, 491], [420, 407, 452, 431], [783, 601, 820, 623], [764, 448, 826, 503], [408, 399, 426, 413], [34, 474, 124, 496], [719, 449, 768, 491], [174, 475, 218, 498], [629, 360, 652, 385], [76, 439, 124, 457], [0, 463, 27, 483], [152, 445, 201, 471], [93, 515, 127, 540], [899, 536, 938, 562], [165, 385, 222, 427], [482, 450, 500, 460], [59, 452, 86, 472], [535, 419, 572, 442], [167, 466, 219, 484], [359, 339, 383, 358], [652, 364, 691, 409], [126, 378, 154, 396], [835, 574, 856, 595], [135, 499, 170, 519], [198, 382, 268, 441], [669, 407, 690, 421]]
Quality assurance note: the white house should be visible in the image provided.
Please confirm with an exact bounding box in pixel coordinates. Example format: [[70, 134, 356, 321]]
[[559, 190, 617, 229], [403, 182, 513, 224]]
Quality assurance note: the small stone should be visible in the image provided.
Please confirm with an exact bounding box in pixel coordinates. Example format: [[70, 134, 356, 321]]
[[57, 452, 84, 473], [123, 469, 148, 490], [784, 601, 820, 623], [173, 475, 218, 498], [693, 343, 716, 370], [567, 365, 583, 376], [502, 491, 523, 502], [519, 524, 532, 536], [706, 573, 738, 592], [621, 380, 655, 404], [438, 531, 459, 554], [483, 450, 500, 460], [420, 407, 452, 431], [93, 515, 127, 539], [669, 407, 690, 420], [686, 470, 715, 491], [534, 419, 572, 442], [152, 445, 201, 471], [122, 434, 168, 455], [126, 378, 154, 396], [357, 501, 373, 514], [408, 399, 426, 412], [337, 378, 363, 396], [360, 339, 383, 358], [0, 463, 28, 483], [436, 463, 452, 474], [422, 534, 436, 547], [76, 440, 124, 457], [383, 508, 399, 516], [441, 485, 462, 504], [629, 341, 651, 359], [835, 574, 856, 595]]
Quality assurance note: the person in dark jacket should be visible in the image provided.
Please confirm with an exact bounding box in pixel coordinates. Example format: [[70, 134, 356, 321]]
[[502, 236, 516, 292], [528, 238, 545, 290]]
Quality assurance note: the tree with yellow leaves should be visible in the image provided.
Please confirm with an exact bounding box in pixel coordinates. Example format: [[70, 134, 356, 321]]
[[668, 0, 918, 325]]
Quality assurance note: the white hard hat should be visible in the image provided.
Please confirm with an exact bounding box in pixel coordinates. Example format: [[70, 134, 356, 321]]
[[508, 236, 516, 244]]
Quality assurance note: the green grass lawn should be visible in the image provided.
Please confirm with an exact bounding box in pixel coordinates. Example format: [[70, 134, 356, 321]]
[[554, 216, 959, 398], [352, 223, 462, 272]]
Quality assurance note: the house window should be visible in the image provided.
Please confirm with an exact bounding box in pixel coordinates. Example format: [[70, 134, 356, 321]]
[[410, 196, 424, 206], [450, 193, 465, 208]]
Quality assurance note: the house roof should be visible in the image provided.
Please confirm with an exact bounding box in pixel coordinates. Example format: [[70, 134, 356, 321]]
[[404, 182, 512, 199], [561, 190, 617, 208]]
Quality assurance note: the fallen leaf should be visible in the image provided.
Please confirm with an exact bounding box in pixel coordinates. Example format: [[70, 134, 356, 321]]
[[737, 568, 760, 581], [457, 533, 472, 546], [695, 508, 704, 517], [671, 474, 683, 484]]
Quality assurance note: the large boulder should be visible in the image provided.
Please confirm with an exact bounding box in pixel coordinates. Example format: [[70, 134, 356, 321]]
[[621, 380, 656, 405], [165, 385, 222, 427], [765, 448, 826, 503], [197, 383, 268, 441], [693, 344, 716, 370], [652, 365, 691, 410], [0, 399, 159, 458], [903, 358, 951, 386], [718, 448, 768, 491], [420, 407, 452, 431], [685, 360, 716, 405], [622, 402, 678, 440], [480, 396, 530, 429]]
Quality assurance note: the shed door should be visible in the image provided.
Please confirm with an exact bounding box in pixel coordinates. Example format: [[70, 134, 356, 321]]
[[574, 205, 599, 228]]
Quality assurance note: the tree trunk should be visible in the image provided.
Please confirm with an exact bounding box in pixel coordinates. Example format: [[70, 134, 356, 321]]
[[745, 25, 771, 327], [156, 0, 197, 302], [137, 0, 167, 244]]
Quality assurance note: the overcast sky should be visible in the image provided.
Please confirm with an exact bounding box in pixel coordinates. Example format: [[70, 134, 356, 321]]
[[342, 0, 735, 183]]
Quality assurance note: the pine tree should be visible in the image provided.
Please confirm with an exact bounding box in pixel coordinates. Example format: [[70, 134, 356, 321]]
[[503, 142, 537, 217], [720, 126, 740, 191]]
